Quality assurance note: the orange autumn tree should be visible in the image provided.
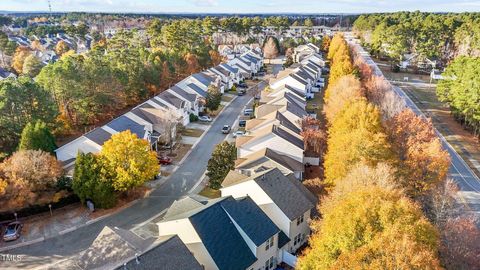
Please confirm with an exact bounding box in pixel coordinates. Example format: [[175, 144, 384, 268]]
[[184, 53, 201, 75], [387, 109, 450, 197]]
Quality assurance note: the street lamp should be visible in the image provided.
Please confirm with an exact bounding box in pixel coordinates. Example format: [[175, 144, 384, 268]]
[[14, 212, 17, 221], [49, 204, 52, 216]]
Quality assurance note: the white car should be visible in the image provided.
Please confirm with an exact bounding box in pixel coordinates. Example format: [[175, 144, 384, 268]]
[[199, 115, 212, 122], [233, 130, 246, 138]]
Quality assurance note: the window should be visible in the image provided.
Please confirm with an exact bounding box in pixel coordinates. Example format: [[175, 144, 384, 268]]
[[294, 234, 301, 246], [265, 256, 274, 270], [297, 214, 305, 225], [265, 236, 274, 250]]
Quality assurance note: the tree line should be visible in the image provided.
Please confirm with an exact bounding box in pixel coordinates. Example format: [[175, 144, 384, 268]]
[[353, 12, 480, 63], [298, 34, 479, 270]]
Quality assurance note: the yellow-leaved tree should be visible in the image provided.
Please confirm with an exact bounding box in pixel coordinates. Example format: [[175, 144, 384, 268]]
[[297, 187, 440, 270], [100, 130, 159, 192], [323, 74, 363, 123], [323, 99, 394, 187]]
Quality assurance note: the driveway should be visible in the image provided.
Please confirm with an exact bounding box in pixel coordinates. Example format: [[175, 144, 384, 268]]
[[1, 82, 266, 269]]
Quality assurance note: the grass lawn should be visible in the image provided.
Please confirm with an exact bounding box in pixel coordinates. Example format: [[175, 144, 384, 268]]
[[199, 186, 221, 198], [182, 128, 204, 137], [307, 93, 324, 117], [221, 95, 234, 102], [209, 105, 225, 117]]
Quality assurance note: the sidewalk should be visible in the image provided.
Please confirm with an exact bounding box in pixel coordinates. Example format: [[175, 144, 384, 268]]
[[0, 91, 241, 253]]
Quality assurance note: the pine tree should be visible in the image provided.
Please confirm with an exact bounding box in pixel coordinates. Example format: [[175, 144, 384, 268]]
[[19, 120, 56, 153], [206, 141, 237, 189]]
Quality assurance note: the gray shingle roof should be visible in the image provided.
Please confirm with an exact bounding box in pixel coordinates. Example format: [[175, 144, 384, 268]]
[[84, 127, 113, 146], [157, 91, 185, 109], [220, 196, 280, 246], [276, 111, 301, 134], [107, 116, 147, 139], [188, 197, 257, 270], [220, 63, 238, 74], [265, 148, 304, 172], [252, 168, 314, 220], [187, 83, 207, 97], [290, 73, 308, 85], [285, 85, 306, 98], [272, 125, 304, 150], [116, 236, 203, 270], [170, 85, 197, 103], [192, 73, 214, 87], [286, 101, 308, 119]]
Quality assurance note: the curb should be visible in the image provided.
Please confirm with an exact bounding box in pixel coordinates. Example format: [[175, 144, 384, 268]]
[[0, 236, 45, 252]]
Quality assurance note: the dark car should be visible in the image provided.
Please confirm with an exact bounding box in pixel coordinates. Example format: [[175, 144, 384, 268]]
[[239, 120, 247, 128], [237, 82, 248, 88], [158, 156, 173, 165], [3, 222, 23, 242]]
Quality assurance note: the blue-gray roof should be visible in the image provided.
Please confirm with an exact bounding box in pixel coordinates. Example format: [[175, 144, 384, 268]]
[[116, 236, 203, 270], [272, 125, 304, 150], [84, 127, 112, 146], [220, 196, 280, 246], [189, 197, 257, 270], [192, 73, 214, 87], [107, 116, 146, 139], [187, 83, 207, 97], [220, 63, 239, 74]]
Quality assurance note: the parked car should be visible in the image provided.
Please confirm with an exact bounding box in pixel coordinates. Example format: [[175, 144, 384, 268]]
[[239, 120, 247, 128], [222, 125, 231, 134], [233, 130, 246, 138], [244, 109, 254, 116], [237, 82, 247, 88], [199, 115, 212, 122], [237, 89, 246, 96], [3, 222, 23, 242], [158, 156, 173, 165]]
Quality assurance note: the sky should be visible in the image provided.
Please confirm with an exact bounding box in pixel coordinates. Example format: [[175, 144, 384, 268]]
[[1, 0, 480, 14]]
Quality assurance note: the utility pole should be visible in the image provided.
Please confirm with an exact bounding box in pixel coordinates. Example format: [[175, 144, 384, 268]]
[[48, 0, 52, 14]]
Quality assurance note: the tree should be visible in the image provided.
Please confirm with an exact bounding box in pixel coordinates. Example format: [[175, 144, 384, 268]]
[[301, 117, 325, 156], [0, 150, 62, 192], [323, 74, 363, 122], [12, 46, 31, 74], [437, 57, 480, 137], [321, 35, 331, 52], [19, 120, 56, 153], [332, 229, 442, 270], [439, 215, 480, 270], [22, 54, 43, 77], [100, 130, 159, 192], [387, 109, 450, 197], [55, 40, 70, 56], [72, 152, 117, 209], [263, 36, 280, 59], [304, 18, 314, 27], [297, 187, 439, 270], [205, 85, 222, 111], [209, 50, 223, 66], [184, 53, 201, 75], [324, 99, 393, 186], [206, 141, 236, 189], [0, 76, 58, 153]]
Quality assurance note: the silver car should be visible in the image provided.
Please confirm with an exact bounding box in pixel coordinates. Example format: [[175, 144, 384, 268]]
[[3, 222, 23, 242]]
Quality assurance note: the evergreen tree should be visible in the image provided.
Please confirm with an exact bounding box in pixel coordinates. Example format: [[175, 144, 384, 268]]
[[205, 85, 222, 111], [19, 120, 56, 153], [72, 152, 117, 209], [206, 141, 237, 189]]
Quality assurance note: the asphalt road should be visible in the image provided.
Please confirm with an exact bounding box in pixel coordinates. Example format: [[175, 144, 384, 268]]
[[346, 35, 480, 216], [1, 82, 266, 269]]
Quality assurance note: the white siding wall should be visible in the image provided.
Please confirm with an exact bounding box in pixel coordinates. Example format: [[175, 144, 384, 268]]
[[286, 210, 311, 253], [157, 219, 218, 270], [55, 136, 102, 162]]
